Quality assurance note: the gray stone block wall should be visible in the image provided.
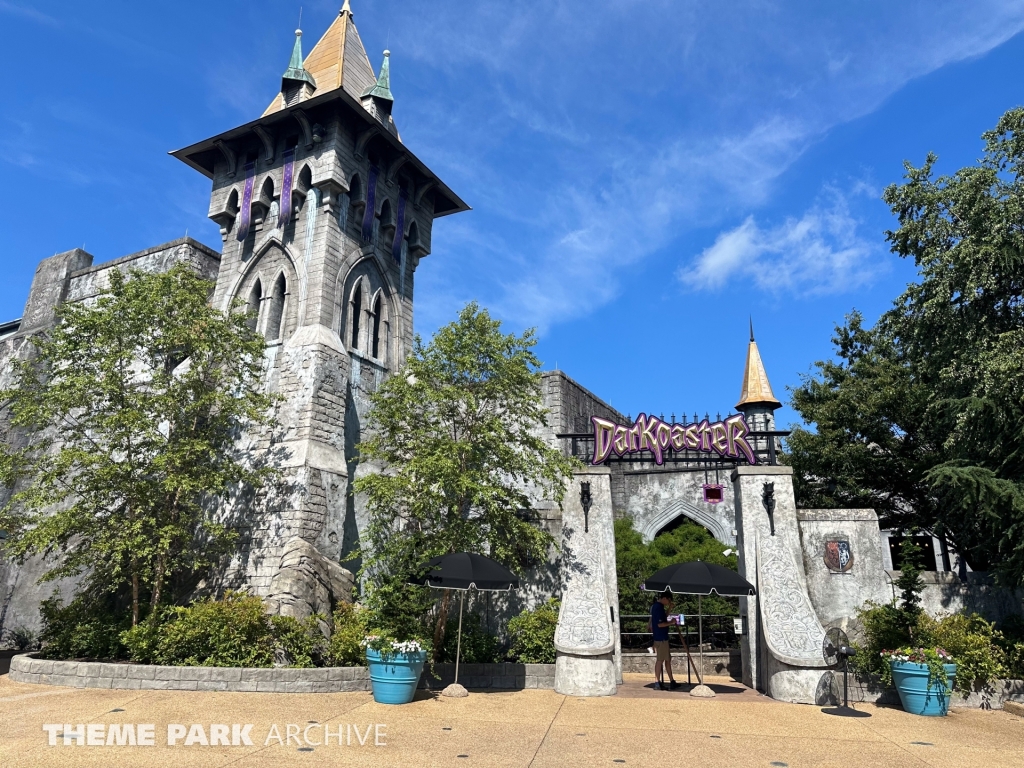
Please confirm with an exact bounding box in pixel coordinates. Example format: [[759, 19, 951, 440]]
[[8, 654, 555, 693], [64, 239, 220, 305], [795, 509, 890, 641], [621, 651, 741, 679]]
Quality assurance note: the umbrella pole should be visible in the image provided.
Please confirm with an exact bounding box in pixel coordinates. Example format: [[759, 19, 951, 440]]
[[454, 590, 465, 685], [698, 594, 704, 686]]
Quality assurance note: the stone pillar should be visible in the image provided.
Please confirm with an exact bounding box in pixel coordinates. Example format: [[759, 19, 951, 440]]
[[554, 466, 619, 696], [732, 464, 830, 703]]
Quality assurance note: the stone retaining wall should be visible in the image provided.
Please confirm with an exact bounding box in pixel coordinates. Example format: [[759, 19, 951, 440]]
[[622, 651, 741, 679], [8, 655, 555, 693], [421, 662, 555, 691]]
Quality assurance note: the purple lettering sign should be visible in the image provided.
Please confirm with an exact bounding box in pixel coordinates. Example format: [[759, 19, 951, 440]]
[[591, 413, 757, 465]]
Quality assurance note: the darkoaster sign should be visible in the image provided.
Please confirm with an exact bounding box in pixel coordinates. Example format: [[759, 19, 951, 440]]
[[590, 413, 757, 465]]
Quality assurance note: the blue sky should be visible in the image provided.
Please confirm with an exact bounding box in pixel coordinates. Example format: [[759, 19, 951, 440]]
[[2, 1, 1023, 429]]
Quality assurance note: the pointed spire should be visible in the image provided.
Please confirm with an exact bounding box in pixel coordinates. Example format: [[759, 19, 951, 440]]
[[262, 2, 377, 117], [736, 325, 782, 410], [363, 50, 394, 102], [282, 29, 317, 90]]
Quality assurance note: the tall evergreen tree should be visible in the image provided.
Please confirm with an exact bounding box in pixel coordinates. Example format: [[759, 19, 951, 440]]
[[788, 108, 1024, 585]]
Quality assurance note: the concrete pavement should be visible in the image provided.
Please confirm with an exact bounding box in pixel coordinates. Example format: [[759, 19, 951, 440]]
[[1, 673, 1021, 767]]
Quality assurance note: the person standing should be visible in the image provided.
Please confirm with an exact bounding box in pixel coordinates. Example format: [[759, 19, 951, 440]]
[[650, 590, 680, 690]]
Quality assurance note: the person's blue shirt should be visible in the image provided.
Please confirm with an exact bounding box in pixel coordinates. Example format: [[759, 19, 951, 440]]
[[650, 601, 670, 641]]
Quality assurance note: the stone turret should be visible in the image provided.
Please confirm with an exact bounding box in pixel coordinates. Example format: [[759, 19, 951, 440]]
[[281, 29, 317, 107], [168, 2, 469, 616], [361, 51, 398, 136], [735, 320, 781, 434]]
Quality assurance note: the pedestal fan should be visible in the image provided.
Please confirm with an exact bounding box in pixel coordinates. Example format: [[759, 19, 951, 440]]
[[820, 627, 870, 718]]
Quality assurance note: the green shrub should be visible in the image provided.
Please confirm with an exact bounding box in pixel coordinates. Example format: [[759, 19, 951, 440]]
[[439, 611, 502, 664], [1004, 642, 1024, 680], [137, 592, 275, 667], [507, 599, 559, 664], [853, 603, 1009, 693], [851, 602, 915, 683], [39, 592, 131, 660], [924, 613, 1006, 692], [327, 602, 369, 666], [270, 615, 326, 669], [120, 614, 165, 664]]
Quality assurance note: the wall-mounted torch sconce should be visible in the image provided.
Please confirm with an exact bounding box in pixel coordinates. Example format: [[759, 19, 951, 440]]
[[762, 481, 776, 536], [580, 481, 592, 533]]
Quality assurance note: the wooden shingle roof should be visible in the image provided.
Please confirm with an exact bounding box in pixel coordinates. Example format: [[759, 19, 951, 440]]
[[262, 3, 378, 119]]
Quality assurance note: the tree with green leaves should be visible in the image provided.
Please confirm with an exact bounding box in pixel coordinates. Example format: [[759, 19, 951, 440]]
[[0, 265, 277, 625], [788, 107, 1024, 585], [614, 517, 738, 619], [354, 303, 577, 657]]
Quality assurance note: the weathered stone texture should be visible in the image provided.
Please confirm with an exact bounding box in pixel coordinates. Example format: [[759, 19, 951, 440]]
[[265, 536, 354, 622], [9, 653, 555, 693]]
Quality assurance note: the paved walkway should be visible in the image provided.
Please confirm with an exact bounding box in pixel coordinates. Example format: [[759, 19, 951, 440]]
[[0, 673, 1021, 767]]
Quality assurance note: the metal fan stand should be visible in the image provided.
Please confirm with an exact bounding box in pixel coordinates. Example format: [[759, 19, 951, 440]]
[[820, 627, 871, 718]]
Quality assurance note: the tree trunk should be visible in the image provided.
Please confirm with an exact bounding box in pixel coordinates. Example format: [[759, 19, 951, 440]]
[[151, 555, 165, 611], [433, 590, 453, 663], [131, 561, 140, 627]]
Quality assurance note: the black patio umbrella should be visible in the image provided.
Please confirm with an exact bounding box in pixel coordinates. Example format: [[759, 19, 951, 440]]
[[641, 561, 755, 687], [642, 561, 756, 597], [412, 553, 521, 688]]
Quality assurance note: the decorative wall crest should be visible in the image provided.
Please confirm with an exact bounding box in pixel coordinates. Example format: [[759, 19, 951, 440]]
[[824, 540, 854, 573]]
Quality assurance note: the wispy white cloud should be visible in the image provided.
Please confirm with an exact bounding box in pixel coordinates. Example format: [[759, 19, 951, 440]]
[[388, 0, 1024, 331], [0, 0, 59, 27], [678, 186, 885, 296]]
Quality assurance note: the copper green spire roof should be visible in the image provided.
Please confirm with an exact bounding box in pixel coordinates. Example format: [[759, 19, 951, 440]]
[[282, 29, 317, 89], [362, 50, 393, 102]]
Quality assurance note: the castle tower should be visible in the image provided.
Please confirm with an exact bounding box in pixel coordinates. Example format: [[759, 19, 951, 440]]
[[170, 3, 468, 615], [736, 320, 781, 432]]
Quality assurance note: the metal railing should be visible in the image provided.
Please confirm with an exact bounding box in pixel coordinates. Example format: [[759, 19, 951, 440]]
[[619, 614, 740, 652]]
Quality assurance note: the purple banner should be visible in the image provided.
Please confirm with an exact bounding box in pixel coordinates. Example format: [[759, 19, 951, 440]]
[[392, 188, 407, 264], [278, 148, 295, 230], [361, 164, 378, 242], [236, 160, 256, 242]]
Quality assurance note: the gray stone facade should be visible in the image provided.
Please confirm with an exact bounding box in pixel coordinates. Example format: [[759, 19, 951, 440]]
[[0, 8, 470, 633]]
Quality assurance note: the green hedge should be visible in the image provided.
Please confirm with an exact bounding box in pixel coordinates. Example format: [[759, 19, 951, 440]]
[[853, 602, 1024, 692], [507, 598, 559, 664]]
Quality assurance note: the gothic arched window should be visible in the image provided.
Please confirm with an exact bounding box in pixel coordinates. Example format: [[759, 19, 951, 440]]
[[377, 198, 392, 247], [348, 174, 364, 233], [266, 274, 287, 341], [371, 294, 382, 359], [247, 279, 262, 332], [350, 284, 363, 350]]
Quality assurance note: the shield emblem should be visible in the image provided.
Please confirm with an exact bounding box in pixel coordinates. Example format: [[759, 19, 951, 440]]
[[824, 540, 853, 573]]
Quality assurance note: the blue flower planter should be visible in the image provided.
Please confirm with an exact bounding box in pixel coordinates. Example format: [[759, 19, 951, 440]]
[[366, 648, 427, 705], [891, 660, 957, 716]]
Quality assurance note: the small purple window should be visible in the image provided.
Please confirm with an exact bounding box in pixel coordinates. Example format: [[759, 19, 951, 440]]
[[702, 484, 724, 504]]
